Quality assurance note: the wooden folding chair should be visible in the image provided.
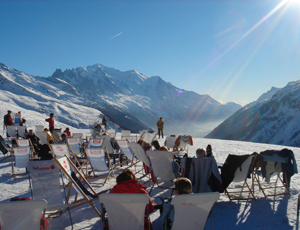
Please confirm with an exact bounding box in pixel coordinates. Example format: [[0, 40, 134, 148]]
[[85, 148, 115, 184], [54, 156, 107, 217], [224, 154, 257, 201], [252, 151, 291, 198], [11, 146, 31, 180]]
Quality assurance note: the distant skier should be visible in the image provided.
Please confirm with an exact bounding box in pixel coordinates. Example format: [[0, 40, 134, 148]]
[[156, 117, 164, 138]]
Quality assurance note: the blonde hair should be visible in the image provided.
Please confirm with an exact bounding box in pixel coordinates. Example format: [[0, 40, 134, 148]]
[[174, 177, 192, 194], [159, 146, 168, 151]]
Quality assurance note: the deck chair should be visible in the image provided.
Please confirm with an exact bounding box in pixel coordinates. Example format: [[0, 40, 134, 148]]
[[36, 131, 49, 145], [17, 126, 27, 138], [49, 143, 88, 176], [222, 154, 256, 201], [174, 135, 193, 153], [0, 199, 47, 230], [99, 193, 150, 230], [54, 156, 105, 217], [146, 150, 176, 196], [121, 130, 131, 138], [189, 157, 223, 193], [6, 125, 17, 138], [253, 150, 291, 198], [52, 128, 62, 142], [35, 125, 44, 132], [165, 192, 220, 230], [141, 132, 157, 145], [11, 146, 31, 180], [106, 129, 116, 138], [85, 148, 115, 184], [67, 137, 83, 156], [16, 138, 35, 156], [122, 135, 138, 143], [73, 133, 84, 143], [164, 136, 177, 150], [127, 142, 150, 167], [27, 160, 73, 226], [117, 140, 138, 167]]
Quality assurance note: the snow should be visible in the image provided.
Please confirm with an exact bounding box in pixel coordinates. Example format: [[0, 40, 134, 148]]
[[0, 126, 300, 229]]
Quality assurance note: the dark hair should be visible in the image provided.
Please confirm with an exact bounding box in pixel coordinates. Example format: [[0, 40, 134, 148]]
[[116, 169, 134, 183], [160, 117, 162, 119], [174, 178, 192, 194], [61, 133, 67, 138], [50, 113, 54, 116]]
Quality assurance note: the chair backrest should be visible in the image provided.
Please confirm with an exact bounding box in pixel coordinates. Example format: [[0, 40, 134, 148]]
[[88, 137, 105, 148], [85, 148, 109, 171], [27, 160, 65, 207], [128, 142, 150, 167], [6, 125, 17, 137], [17, 126, 27, 138], [171, 192, 220, 230], [35, 131, 48, 144], [67, 137, 82, 155], [56, 132, 64, 140], [165, 136, 177, 149], [52, 129, 62, 141], [121, 135, 137, 143], [50, 144, 71, 158], [101, 136, 114, 154], [35, 125, 44, 132], [121, 130, 131, 137], [13, 146, 31, 168], [142, 132, 156, 144], [16, 139, 30, 147], [0, 199, 47, 230], [72, 133, 84, 143], [106, 129, 116, 138], [189, 157, 222, 193], [232, 155, 254, 182], [146, 150, 176, 181], [99, 193, 149, 230], [117, 140, 135, 159]]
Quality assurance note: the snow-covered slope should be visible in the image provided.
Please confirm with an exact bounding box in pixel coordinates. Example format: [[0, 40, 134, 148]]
[[0, 62, 241, 136], [205, 80, 300, 147]]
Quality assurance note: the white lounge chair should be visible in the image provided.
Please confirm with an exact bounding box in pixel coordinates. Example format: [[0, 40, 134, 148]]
[[35, 125, 44, 132], [106, 129, 116, 138], [0, 199, 47, 230], [99, 193, 150, 230], [36, 131, 49, 145], [72, 133, 84, 143], [164, 136, 177, 150], [54, 156, 105, 217], [223, 155, 256, 201], [85, 148, 115, 184], [141, 132, 157, 145], [121, 130, 131, 138], [117, 139, 138, 167], [17, 126, 27, 138], [6, 125, 17, 138], [166, 192, 220, 230], [146, 150, 176, 196], [27, 160, 73, 226], [11, 146, 31, 180]]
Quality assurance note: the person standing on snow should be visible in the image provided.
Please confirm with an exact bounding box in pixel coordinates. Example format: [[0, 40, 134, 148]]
[[156, 117, 164, 138], [102, 116, 107, 130], [45, 113, 55, 133]]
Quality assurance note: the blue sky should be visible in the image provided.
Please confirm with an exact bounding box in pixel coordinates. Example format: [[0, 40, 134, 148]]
[[1, 0, 300, 105]]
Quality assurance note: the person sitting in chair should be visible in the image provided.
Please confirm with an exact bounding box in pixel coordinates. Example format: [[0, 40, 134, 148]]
[[161, 177, 192, 229], [92, 123, 102, 139], [109, 169, 154, 230], [196, 148, 206, 158], [57, 133, 67, 144]]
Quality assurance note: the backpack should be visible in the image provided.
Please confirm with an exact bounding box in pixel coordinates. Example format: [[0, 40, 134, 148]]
[[4, 115, 9, 125]]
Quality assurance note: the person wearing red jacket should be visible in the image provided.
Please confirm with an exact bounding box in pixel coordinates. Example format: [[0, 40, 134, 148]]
[[45, 113, 54, 133], [110, 169, 154, 230], [4, 110, 14, 126], [63, 127, 72, 137]]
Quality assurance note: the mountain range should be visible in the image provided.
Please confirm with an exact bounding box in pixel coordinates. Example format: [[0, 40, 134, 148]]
[[0, 62, 241, 136], [206, 81, 300, 147]]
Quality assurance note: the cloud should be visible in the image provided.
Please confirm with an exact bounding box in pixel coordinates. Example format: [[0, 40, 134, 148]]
[[108, 32, 123, 41]]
